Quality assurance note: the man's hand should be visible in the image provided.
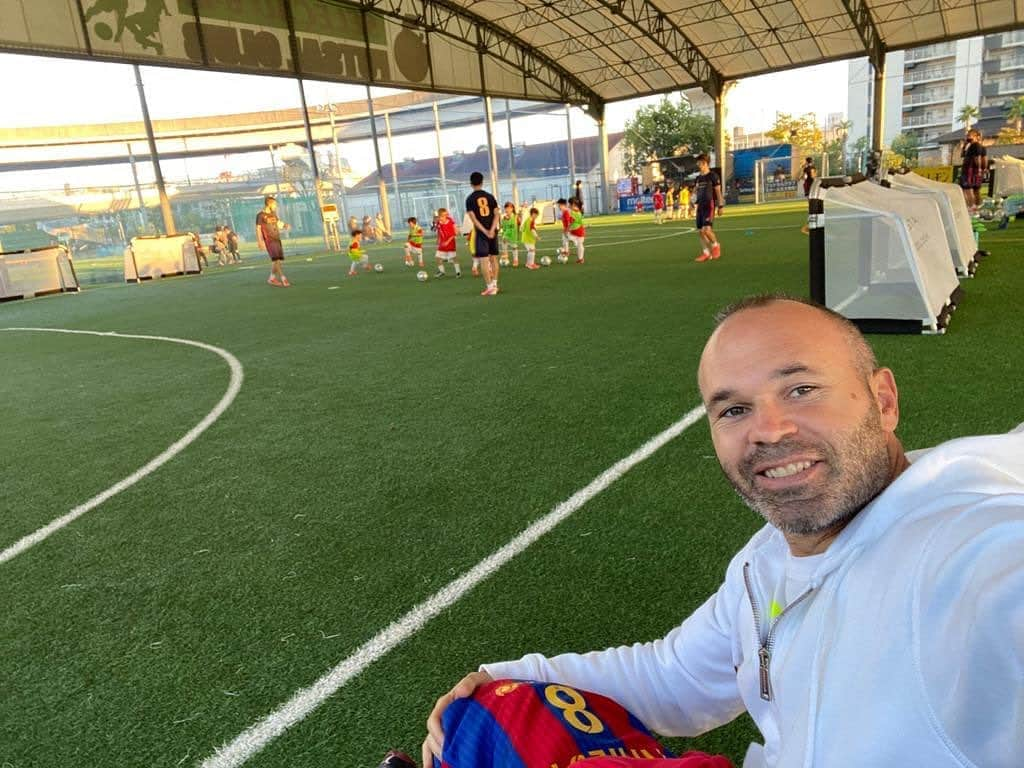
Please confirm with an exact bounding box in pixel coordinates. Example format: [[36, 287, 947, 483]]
[[422, 671, 493, 768]]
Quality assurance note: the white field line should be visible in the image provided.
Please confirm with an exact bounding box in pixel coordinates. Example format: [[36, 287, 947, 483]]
[[200, 402, 707, 768], [0, 327, 244, 565]]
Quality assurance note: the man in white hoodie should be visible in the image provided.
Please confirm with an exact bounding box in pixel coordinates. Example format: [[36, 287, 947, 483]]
[[422, 295, 1024, 768]]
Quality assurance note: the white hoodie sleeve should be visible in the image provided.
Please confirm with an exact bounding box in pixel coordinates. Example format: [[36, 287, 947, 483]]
[[481, 574, 746, 737]]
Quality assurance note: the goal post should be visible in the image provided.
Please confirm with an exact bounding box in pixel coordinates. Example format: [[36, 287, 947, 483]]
[[755, 153, 829, 205], [809, 178, 961, 334], [125, 234, 202, 283], [0, 245, 80, 302]]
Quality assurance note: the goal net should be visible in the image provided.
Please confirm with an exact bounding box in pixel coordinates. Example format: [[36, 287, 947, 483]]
[[992, 155, 1024, 198], [0, 245, 80, 301], [810, 180, 961, 333], [755, 153, 829, 205], [887, 170, 979, 276], [125, 234, 202, 283]]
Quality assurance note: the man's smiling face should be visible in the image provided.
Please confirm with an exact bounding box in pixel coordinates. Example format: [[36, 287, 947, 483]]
[[698, 300, 900, 538]]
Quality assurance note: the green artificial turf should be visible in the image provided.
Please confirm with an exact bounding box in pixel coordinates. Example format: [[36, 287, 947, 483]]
[[1, 204, 1021, 767]]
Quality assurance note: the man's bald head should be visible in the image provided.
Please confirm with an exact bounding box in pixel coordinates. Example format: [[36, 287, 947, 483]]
[[707, 294, 877, 384]]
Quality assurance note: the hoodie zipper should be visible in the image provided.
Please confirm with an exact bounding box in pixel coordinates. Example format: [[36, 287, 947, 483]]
[[743, 562, 815, 702]]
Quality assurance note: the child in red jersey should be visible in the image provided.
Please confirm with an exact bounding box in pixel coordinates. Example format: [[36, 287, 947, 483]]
[[557, 198, 572, 260], [348, 228, 370, 276], [652, 187, 665, 224], [434, 208, 460, 278], [568, 197, 586, 264]]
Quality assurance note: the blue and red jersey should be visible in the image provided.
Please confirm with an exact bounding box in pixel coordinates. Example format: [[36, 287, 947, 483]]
[[436, 680, 668, 768]]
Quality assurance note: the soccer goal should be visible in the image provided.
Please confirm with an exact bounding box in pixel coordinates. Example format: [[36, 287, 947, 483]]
[[0, 245, 80, 302], [409, 193, 453, 225], [754, 153, 829, 205], [991, 155, 1024, 198], [886, 170, 980, 277], [125, 234, 202, 283], [808, 178, 961, 334]]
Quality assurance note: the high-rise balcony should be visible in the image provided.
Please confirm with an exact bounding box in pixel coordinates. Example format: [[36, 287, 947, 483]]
[[904, 66, 956, 85], [905, 43, 957, 63], [982, 78, 1024, 97], [904, 113, 952, 129], [992, 30, 1024, 48], [902, 91, 955, 107]]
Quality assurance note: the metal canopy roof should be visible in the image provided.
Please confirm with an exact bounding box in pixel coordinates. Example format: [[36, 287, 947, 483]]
[[2, 1, 1022, 111]]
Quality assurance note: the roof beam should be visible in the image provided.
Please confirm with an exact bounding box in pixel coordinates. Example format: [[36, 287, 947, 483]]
[[594, 0, 723, 97], [840, 0, 885, 70], [357, 0, 603, 111]]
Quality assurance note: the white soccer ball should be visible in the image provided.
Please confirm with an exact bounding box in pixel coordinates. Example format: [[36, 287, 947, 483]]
[[556, 253, 568, 264], [499, 256, 510, 268], [416, 270, 428, 282], [540, 255, 552, 266], [374, 263, 384, 272]]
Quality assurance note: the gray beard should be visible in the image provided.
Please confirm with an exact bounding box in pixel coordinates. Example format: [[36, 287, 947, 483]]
[[726, 406, 893, 537]]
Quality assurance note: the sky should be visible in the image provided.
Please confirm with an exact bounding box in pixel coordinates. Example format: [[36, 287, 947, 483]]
[[0, 52, 851, 190]]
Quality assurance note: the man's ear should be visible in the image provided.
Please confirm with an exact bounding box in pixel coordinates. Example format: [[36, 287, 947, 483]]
[[871, 368, 900, 432]]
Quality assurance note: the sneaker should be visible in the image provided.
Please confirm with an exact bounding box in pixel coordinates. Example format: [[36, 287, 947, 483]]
[[348, 271, 357, 277], [576, 257, 585, 264], [281, 277, 291, 286], [377, 750, 417, 768], [526, 263, 540, 270], [455, 271, 462, 278], [268, 276, 282, 286], [471, 268, 480, 277], [695, 252, 713, 263], [512, 258, 519, 267], [435, 270, 445, 278], [419, 262, 425, 268], [711, 243, 721, 259]]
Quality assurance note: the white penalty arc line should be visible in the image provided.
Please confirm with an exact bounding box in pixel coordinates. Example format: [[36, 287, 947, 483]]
[[0, 327, 244, 566], [200, 402, 707, 768]]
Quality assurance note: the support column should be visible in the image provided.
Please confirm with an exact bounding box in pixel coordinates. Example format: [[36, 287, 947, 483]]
[[326, 104, 349, 227], [713, 86, 730, 186], [597, 109, 611, 215], [484, 97, 500, 195], [127, 141, 149, 232], [384, 112, 403, 223], [296, 78, 329, 250], [433, 99, 449, 207], [871, 53, 887, 154], [133, 65, 175, 235], [365, 86, 391, 233], [565, 104, 576, 199], [505, 99, 519, 207]]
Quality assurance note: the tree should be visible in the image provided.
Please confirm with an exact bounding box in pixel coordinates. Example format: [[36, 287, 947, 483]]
[[999, 96, 1024, 143], [765, 112, 823, 152], [958, 104, 979, 128], [620, 97, 715, 175], [889, 132, 920, 166]]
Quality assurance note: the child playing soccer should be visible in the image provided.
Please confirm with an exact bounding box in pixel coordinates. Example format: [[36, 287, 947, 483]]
[[520, 207, 540, 270], [499, 202, 520, 268], [568, 198, 586, 264], [652, 186, 665, 224], [405, 216, 425, 267], [434, 208, 460, 278], [557, 198, 571, 260], [692, 154, 724, 263], [348, 229, 371, 275]]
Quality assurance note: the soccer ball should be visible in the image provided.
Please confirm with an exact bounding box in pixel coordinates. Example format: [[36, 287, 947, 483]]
[[556, 253, 568, 264], [540, 255, 552, 266], [499, 256, 510, 268], [416, 270, 428, 282], [374, 263, 384, 272]]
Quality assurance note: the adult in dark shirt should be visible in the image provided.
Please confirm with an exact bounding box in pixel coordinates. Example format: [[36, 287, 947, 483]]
[[256, 195, 290, 287], [466, 171, 501, 297], [574, 179, 584, 212], [802, 157, 816, 197], [961, 129, 986, 211], [693, 153, 725, 263]]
